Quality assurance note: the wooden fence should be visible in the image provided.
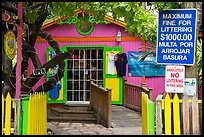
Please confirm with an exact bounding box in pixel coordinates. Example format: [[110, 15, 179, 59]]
[[2, 92, 47, 135], [155, 93, 202, 135], [141, 92, 155, 135], [123, 79, 153, 113], [90, 80, 112, 128], [2, 93, 14, 135]]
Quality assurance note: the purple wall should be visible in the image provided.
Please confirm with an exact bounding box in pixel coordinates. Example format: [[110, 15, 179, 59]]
[[32, 22, 165, 101]]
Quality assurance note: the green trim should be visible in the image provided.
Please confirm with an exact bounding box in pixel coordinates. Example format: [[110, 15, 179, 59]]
[[22, 100, 28, 135], [46, 47, 67, 104], [148, 100, 155, 135], [18, 101, 23, 135], [75, 17, 94, 36], [103, 46, 123, 104], [65, 45, 105, 49]]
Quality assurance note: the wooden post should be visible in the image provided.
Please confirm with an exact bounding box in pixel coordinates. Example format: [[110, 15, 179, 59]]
[[156, 95, 163, 135], [123, 79, 127, 107], [13, 99, 20, 135], [148, 88, 153, 101], [16, 2, 23, 98], [183, 94, 190, 135], [141, 82, 146, 88], [89, 80, 93, 111], [97, 84, 100, 123], [192, 94, 200, 135], [106, 88, 112, 128]]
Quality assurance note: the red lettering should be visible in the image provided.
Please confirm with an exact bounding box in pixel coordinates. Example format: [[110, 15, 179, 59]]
[[171, 73, 179, 78]]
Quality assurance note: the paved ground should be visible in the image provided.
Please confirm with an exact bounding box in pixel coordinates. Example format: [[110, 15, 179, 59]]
[[47, 105, 142, 135]]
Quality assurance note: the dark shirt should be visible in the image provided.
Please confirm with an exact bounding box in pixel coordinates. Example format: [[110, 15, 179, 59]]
[[114, 53, 128, 77]]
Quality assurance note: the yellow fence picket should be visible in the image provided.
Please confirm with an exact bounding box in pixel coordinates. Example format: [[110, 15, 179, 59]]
[[2, 94, 4, 135], [27, 94, 31, 134], [173, 93, 180, 135], [142, 92, 149, 135], [164, 93, 171, 135], [5, 92, 12, 135], [44, 92, 47, 134]]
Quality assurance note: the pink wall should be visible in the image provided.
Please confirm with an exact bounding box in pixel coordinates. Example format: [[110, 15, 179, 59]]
[[32, 22, 165, 101]]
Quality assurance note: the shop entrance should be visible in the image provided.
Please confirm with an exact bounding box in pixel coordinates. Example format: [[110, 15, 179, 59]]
[[66, 48, 104, 103]]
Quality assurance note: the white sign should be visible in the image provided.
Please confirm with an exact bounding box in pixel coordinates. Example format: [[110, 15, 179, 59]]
[[165, 65, 185, 93], [107, 53, 115, 75], [184, 78, 196, 96]]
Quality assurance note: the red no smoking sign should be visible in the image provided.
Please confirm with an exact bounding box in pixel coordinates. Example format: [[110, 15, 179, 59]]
[[165, 65, 185, 93]]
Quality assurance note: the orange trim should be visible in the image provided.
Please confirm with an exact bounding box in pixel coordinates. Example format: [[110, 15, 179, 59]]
[[198, 32, 202, 38], [142, 77, 146, 83], [142, 40, 146, 83], [36, 36, 141, 42], [104, 16, 126, 28], [41, 17, 67, 29], [142, 40, 146, 52]]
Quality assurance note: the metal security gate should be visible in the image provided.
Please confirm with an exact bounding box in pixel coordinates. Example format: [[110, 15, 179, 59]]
[[67, 48, 103, 103]]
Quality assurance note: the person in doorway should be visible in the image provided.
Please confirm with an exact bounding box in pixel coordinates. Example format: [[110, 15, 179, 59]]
[[49, 80, 61, 100]]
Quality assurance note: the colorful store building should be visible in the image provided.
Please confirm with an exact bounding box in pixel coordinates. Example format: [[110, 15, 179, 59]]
[[30, 10, 165, 105]]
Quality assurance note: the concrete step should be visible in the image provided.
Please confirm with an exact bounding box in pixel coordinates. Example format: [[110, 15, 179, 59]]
[[47, 111, 97, 123], [63, 104, 90, 111], [51, 108, 96, 118]]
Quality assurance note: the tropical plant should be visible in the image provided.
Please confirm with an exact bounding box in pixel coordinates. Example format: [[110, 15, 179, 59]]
[[197, 39, 202, 85]]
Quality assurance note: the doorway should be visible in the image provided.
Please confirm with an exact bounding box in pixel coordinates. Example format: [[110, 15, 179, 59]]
[[66, 48, 104, 103]]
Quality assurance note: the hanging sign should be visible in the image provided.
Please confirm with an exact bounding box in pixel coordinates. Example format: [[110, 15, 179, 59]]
[[156, 9, 197, 65], [165, 65, 185, 93], [4, 30, 17, 60], [184, 78, 196, 96], [33, 68, 46, 76]]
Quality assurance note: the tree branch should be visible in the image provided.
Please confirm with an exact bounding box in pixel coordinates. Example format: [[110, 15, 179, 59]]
[[2, 2, 18, 15], [29, 2, 46, 9]]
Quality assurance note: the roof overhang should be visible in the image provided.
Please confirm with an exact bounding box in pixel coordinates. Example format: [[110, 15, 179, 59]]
[[41, 10, 126, 29]]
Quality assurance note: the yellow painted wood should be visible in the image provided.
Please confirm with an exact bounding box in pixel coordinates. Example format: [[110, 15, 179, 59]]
[[2, 94, 4, 135], [5, 93, 11, 135], [164, 93, 171, 135], [173, 94, 180, 135], [162, 100, 164, 109], [44, 92, 47, 134], [34, 93, 36, 134], [106, 78, 119, 101], [142, 92, 149, 135], [27, 94, 31, 134]]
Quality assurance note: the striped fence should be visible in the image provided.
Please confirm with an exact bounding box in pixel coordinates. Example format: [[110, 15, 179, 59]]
[[141, 92, 155, 135], [2, 93, 14, 135], [155, 93, 202, 135], [2, 92, 47, 135]]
